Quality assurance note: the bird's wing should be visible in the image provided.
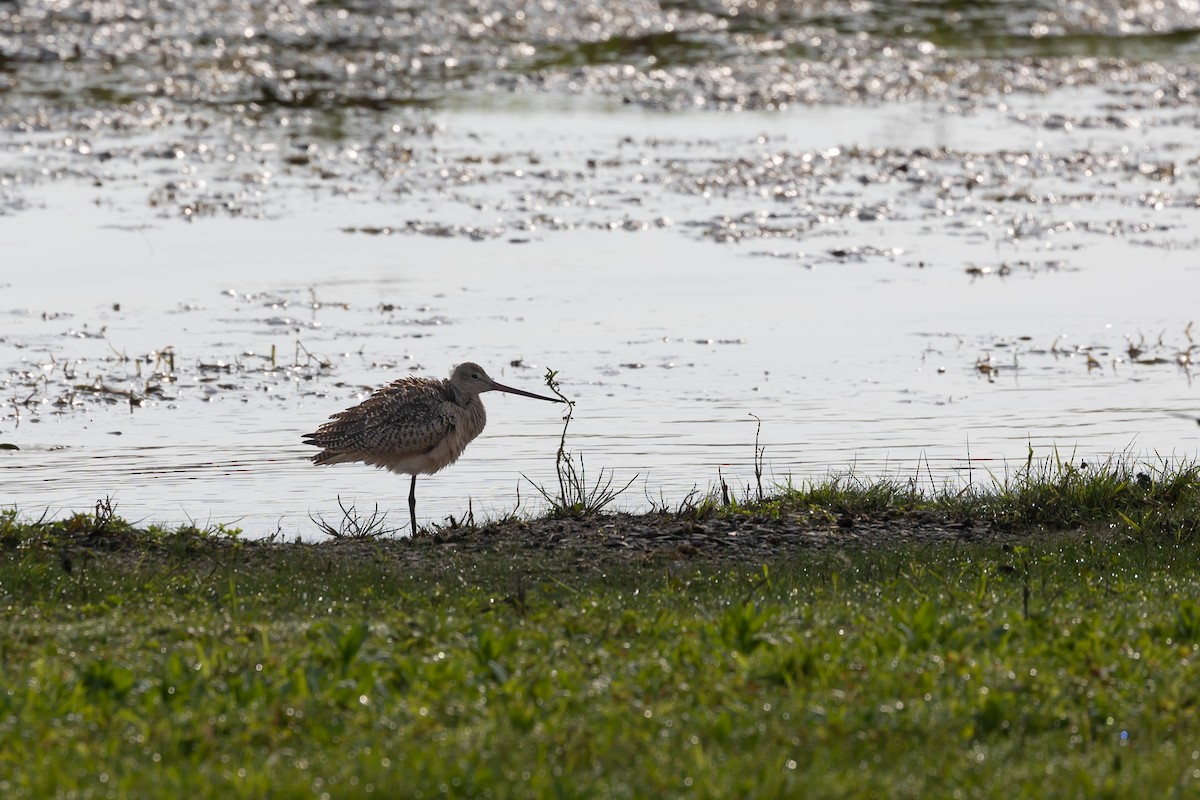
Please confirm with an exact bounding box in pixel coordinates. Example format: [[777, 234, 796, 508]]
[[307, 378, 456, 456]]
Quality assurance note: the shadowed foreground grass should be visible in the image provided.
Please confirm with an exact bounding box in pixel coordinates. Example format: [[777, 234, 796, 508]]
[[3, 459, 1200, 798]]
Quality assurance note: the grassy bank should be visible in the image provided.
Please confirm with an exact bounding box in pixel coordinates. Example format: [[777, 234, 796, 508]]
[[3, 458, 1200, 797]]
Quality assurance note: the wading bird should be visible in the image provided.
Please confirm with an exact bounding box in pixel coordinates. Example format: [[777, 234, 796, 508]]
[[303, 362, 564, 536]]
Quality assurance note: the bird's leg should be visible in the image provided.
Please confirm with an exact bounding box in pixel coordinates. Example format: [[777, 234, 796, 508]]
[[408, 474, 418, 537]]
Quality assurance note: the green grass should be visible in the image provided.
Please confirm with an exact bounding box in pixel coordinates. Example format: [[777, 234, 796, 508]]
[[4, 457, 1200, 798], [722, 450, 1200, 536]]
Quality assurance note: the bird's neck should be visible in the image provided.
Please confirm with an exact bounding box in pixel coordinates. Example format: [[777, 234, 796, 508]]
[[447, 382, 474, 408]]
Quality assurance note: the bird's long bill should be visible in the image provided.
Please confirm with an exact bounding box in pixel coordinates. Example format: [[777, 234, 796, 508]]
[[489, 379, 564, 403]]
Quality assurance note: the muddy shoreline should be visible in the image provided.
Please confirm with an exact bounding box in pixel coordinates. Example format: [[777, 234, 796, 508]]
[[51, 506, 1062, 583]]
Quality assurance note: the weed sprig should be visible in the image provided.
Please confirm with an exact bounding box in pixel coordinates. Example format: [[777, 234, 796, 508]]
[[523, 368, 637, 518]]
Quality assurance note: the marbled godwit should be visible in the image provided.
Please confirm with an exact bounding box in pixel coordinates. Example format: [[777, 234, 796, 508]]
[[303, 362, 563, 536]]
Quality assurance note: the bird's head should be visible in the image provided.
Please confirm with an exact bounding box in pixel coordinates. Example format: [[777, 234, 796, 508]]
[[449, 362, 563, 403]]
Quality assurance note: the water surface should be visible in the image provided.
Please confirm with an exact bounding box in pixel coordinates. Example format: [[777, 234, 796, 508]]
[[2, 1, 1199, 535]]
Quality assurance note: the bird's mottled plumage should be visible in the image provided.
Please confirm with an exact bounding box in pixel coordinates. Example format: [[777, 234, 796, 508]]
[[304, 371, 486, 476], [303, 362, 562, 535]]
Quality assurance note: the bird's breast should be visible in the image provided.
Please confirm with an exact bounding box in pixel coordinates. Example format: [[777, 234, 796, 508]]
[[421, 398, 487, 474]]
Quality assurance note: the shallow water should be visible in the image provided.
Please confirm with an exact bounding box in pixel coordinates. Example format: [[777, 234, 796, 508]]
[[3, 2, 1200, 535]]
